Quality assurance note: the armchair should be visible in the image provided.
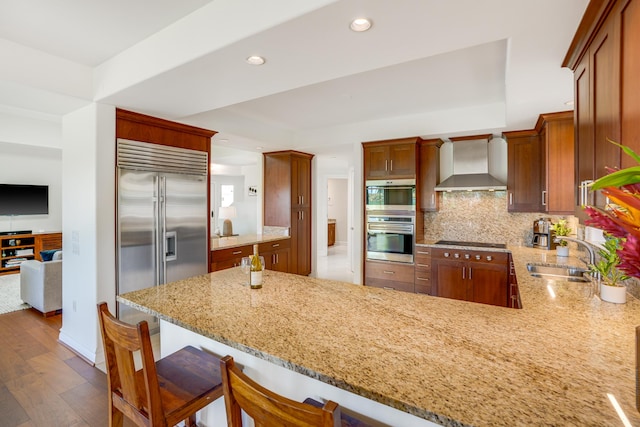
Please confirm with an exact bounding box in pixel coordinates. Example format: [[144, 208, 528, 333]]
[[20, 251, 62, 316]]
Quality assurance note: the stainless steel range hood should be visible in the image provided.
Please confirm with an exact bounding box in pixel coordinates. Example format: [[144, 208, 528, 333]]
[[435, 136, 507, 192]]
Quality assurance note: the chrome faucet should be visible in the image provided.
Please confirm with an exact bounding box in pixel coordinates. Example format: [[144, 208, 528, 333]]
[[553, 236, 598, 266]]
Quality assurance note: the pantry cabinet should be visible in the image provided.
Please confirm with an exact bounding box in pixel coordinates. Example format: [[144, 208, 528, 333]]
[[263, 151, 313, 276]]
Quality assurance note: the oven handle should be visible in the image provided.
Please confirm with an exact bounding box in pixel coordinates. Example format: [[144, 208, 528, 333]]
[[367, 224, 414, 234], [367, 186, 415, 191]]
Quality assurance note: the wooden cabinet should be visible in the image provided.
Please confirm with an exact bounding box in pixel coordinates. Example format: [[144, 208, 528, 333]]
[[327, 221, 335, 247], [414, 246, 432, 295], [418, 139, 443, 212], [263, 151, 313, 276], [211, 238, 290, 273], [537, 112, 575, 214], [432, 248, 509, 307], [0, 232, 62, 275], [503, 130, 543, 212], [210, 245, 253, 272], [564, 0, 640, 220], [503, 112, 575, 214], [364, 260, 415, 293], [508, 253, 522, 309], [363, 138, 418, 180], [259, 239, 290, 273]]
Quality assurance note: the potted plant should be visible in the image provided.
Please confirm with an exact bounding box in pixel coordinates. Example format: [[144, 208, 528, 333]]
[[550, 219, 572, 257], [589, 235, 629, 304]]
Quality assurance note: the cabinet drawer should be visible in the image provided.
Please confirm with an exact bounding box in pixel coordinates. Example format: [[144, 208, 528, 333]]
[[258, 239, 290, 253], [365, 260, 414, 282], [415, 283, 432, 295], [212, 245, 252, 262], [367, 279, 415, 293]]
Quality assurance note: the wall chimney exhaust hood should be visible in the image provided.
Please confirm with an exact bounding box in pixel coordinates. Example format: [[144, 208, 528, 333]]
[[434, 135, 507, 192]]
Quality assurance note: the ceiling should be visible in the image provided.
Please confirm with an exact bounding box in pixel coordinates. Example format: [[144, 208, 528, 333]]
[[0, 0, 588, 165]]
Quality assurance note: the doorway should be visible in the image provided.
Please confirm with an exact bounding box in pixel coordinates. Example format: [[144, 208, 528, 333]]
[[316, 177, 352, 282]]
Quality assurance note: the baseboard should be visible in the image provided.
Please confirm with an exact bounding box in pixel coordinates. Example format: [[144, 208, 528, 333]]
[[58, 330, 100, 366]]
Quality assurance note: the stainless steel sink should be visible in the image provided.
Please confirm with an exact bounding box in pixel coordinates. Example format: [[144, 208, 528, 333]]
[[526, 263, 591, 282]]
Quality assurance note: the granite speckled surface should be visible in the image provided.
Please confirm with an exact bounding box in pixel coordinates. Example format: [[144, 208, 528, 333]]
[[211, 234, 289, 250], [118, 246, 640, 426]]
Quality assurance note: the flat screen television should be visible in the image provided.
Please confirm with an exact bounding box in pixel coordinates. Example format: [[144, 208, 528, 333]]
[[0, 184, 49, 215]]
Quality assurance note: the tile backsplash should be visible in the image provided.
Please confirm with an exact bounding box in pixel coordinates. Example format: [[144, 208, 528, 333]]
[[422, 191, 578, 246]]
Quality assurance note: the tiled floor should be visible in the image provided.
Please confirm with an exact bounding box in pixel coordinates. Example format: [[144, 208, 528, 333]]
[[316, 244, 353, 283]]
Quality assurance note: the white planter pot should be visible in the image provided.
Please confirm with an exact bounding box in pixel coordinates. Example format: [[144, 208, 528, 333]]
[[556, 246, 570, 257], [600, 283, 627, 304]]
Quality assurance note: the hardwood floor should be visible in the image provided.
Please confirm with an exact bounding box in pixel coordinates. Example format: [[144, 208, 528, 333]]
[[0, 308, 114, 426]]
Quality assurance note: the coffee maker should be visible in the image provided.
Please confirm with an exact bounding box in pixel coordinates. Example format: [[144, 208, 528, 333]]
[[532, 218, 553, 249]]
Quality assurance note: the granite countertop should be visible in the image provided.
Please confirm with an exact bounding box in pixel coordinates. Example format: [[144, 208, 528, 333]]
[[118, 246, 640, 426], [211, 234, 290, 250]]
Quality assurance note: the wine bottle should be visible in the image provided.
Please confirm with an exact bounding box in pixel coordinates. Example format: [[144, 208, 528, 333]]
[[250, 244, 263, 289]]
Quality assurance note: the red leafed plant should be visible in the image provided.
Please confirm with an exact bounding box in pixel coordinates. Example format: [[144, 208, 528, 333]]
[[585, 141, 640, 280]]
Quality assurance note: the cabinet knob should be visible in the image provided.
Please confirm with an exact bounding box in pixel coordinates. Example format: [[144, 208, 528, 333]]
[[486, 255, 493, 261], [444, 252, 450, 258], [464, 254, 470, 260], [475, 255, 481, 260], [454, 253, 460, 259]]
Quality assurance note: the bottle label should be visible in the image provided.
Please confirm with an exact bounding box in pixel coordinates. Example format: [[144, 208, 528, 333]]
[[250, 270, 263, 288]]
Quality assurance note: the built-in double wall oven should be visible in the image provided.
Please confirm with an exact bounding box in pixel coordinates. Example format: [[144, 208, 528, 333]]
[[366, 214, 414, 263], [365, 179, 416, 264]]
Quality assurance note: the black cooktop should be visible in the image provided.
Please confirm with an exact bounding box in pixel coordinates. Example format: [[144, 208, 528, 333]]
[[434, 240, 507, 249]]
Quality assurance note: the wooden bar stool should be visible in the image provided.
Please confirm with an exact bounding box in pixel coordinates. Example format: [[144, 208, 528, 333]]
[[220, 355, 341, 426], [97, 302, 223, 427]]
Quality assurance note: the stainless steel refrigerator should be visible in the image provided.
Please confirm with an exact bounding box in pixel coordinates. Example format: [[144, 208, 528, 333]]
[[116, 139, 209, 329]]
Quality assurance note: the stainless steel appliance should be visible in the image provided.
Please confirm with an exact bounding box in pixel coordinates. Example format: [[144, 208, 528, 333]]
[[365, 179, 416, 211], [532, 218, 553, 250], [366, 214, 414, 263], [116, 139, 209, 328]]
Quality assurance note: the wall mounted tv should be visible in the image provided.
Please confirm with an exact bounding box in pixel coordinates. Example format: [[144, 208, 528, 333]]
[[0, 184, 49, 215]]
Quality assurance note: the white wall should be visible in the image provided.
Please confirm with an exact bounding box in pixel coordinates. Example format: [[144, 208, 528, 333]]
[[58, 103, 116, 365], [327, 178, 348, 244], [0, 110, 63, 233], [211, 175, 257, 236], [0, 142, 62, 233]]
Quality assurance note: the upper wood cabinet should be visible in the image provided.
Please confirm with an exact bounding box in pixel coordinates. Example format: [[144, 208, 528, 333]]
[[363, 138, 418, 180], [537, 111, 575, 215], [503, 130, 543, 212], [418, 138, 443, 212], [263, 151, 313, 276], [563, 0, 640, 219], [503, 111, 575, 214]]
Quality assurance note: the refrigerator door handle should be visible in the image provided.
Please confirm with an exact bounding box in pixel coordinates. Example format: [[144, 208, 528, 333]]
[[165, 231, 177, 261], [153, 175, 162, 287], [160, 175, 167, 284]]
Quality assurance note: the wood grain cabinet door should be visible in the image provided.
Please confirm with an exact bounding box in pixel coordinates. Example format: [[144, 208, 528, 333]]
[[433, 258, 468, 301], [469, 263, 509, 307], [388, 143, 416, 177]]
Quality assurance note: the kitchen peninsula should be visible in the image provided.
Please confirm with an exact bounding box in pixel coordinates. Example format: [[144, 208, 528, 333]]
[[119, 247, 640, 426]]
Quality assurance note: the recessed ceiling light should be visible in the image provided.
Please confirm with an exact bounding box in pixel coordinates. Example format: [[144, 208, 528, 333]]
[[246, 55, 265, 65], [256, 146, 263, 150], [350, 18, 372, 32]]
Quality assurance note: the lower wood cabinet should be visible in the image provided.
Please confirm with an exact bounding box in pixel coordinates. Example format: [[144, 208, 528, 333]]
[[414, 247, 432, 295], [210, 245, 252, 272], [259, 239, 290, 273], [432, 249, 509, 307], [364, 260, 414, 293], [210, 239, 290, 273]]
